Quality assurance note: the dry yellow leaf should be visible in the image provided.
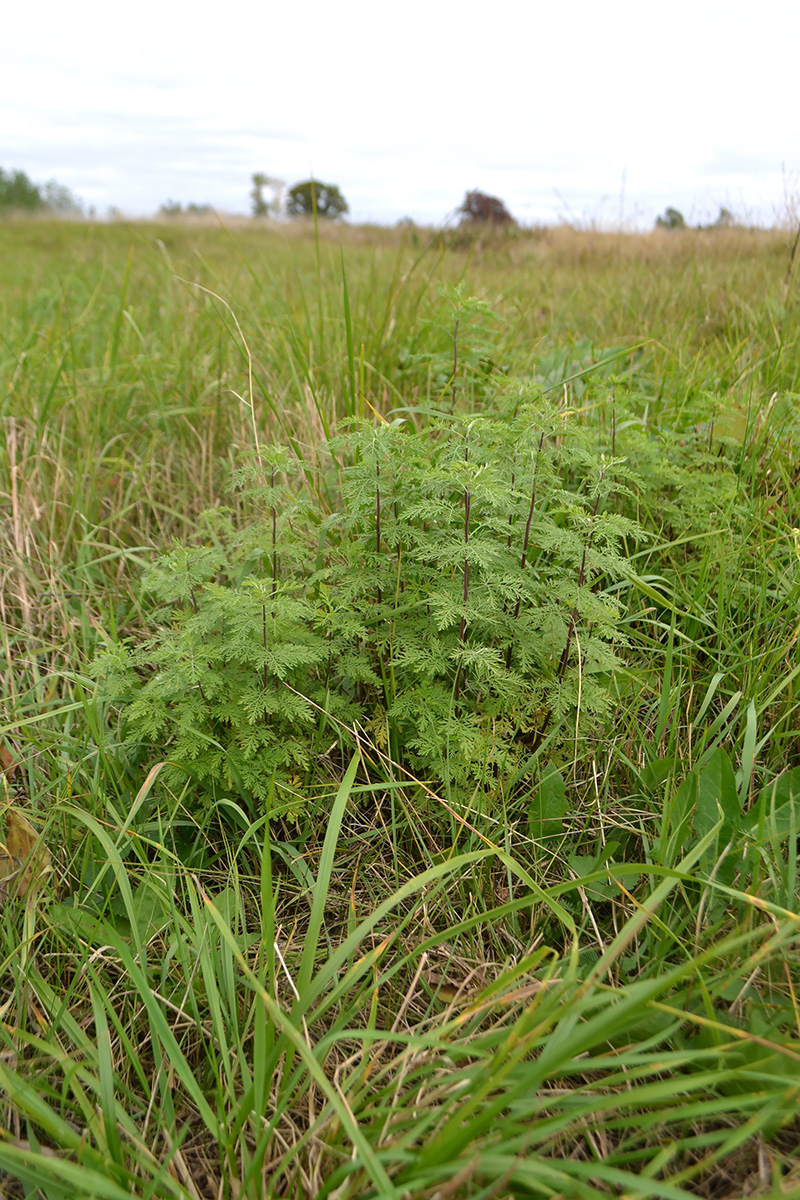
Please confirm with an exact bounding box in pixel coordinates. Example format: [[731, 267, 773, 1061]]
[[0, 808, 52, 904], [0, 855, 15, 906], [422, 968, 474, 1005]]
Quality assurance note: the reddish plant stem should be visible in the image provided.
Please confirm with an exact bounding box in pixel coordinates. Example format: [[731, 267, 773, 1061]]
[[375, 454, 383, 608], [507, 455, 516, 550], [455, 430, 470, 703], [506, 432, 545, 670], [271, 466, 277, 611], [262, 603, 268, 696]]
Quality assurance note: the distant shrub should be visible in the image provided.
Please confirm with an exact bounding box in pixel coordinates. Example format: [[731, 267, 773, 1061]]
[[0, 168, 44, 211], [158, 200, 214, 217], [459, 190, 514, 226], [655, 206, 686, 231], [695, 206, 739, 232], [41, 180, 84, 215], [94, 392, 643, 814], [286, 180, 348, 220]]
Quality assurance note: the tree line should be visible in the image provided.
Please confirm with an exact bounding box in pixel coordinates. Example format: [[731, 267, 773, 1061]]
[[0, 167, 83, 214], [2, 164, 745, 232]]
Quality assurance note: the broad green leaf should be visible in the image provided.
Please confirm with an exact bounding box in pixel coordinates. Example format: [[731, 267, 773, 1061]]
[[695, 747, 741, 846], [639, 756, 678, 793], [528, 764, 567, 842]]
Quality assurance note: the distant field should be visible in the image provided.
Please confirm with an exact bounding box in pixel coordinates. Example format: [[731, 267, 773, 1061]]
[[1, 219, 800, 1199], [2, 221, 795, 538]]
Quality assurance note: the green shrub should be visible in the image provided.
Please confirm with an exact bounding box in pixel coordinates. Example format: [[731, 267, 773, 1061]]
[[655, 206, 686, 231], [286, 179, 348, 219], [0, 167, 83, 213], [93, 394, 644, 813], [0, 167, 45, 211]]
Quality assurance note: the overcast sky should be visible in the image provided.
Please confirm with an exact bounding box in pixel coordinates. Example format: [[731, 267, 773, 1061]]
[[3, 0, 799, 227]]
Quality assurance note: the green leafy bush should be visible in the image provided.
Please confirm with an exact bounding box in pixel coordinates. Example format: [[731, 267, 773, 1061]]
[[94, 396, 645, 812], [286, 179, 348, 219], [0, 167, 84, 214], [0, 167, 44, 211], [655, 206, 686, 231]]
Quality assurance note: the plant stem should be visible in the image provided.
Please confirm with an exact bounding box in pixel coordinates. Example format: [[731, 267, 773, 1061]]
[[268, 467, 276, 720], [507, 432, 545, 670], [262, 602, 268, 697], [455, 427, 470, 702], [271, 467, 277, 616], [375, 452, 383, 609], [558, 479, 603, 682], [507, 454, 516, 551]]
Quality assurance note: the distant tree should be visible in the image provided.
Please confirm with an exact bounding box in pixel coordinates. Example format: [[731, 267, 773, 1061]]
[[251, 173, 269, 216], [286, 179, 348, 220], [655, 206, 686, 230], [158, 200, 213, 217], [458, 190, 513, 226], [0, 168, 44, 211], [41, 179, 83, 215], [251, 173, 285, 218], [714, 205, 735, 229], [1, 168, 83, 215]]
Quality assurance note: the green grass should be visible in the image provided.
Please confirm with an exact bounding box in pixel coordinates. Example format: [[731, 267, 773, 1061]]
[[1, 216, 800, 1199]]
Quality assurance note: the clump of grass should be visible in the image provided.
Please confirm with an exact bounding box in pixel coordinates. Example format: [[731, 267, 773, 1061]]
[[1, 762, 799, 1199]]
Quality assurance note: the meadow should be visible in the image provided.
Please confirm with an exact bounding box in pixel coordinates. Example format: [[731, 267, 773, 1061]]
[[1, 215, 800, 1199]]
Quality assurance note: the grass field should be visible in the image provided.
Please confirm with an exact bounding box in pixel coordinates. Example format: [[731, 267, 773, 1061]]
[[1, 216, 800, 1199]]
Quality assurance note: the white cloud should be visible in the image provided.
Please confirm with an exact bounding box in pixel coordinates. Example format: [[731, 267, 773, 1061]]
[[3, 0, 799, 225]]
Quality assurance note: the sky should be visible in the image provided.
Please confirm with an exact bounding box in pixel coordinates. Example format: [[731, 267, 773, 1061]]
[[3, 0, 799, 228]]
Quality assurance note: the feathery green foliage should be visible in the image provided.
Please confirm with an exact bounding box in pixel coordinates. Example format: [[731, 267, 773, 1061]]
[[94, 397, 646, 808]]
